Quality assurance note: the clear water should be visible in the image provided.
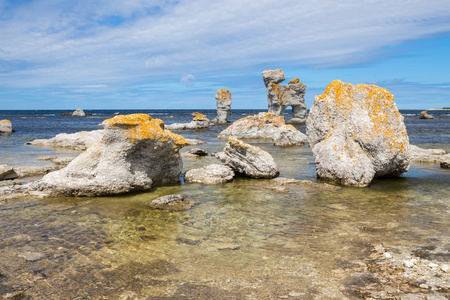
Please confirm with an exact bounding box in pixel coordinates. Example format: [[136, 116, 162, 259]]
[[0, 109, 449, 299]]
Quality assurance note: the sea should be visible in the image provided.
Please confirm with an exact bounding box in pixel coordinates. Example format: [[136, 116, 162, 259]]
[[0, 109, 449, 298]]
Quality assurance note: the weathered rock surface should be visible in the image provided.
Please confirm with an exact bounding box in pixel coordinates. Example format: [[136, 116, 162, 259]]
[[30, 114, 188, 197], [218, 112, 306, 146], [27, 129, 104, 151], [0, 119, 13, 133], [184, 164, 235, 184], [37, 156, 75, 166], [419, 110, 436, 119], [410, 145, 450, 164], [307, 80, 410, 187], [0, 165, 19, 180], [72, 108, 86, 117], [211, 89, 232, 124], [262, 69, 307, 123], [216, 137, 279, 178], [181, 148, 209, 157], [147, 194, 196, 211], [272, 124, 307, 146], [166, 112, 210, 130], [15, 165, 59, 178]]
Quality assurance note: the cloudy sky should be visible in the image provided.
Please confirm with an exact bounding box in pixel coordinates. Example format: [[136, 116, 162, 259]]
[[1, 0, 450, 110]]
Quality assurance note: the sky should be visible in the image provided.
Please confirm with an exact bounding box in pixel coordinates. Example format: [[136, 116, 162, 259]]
[[1, 0, 450, 110]]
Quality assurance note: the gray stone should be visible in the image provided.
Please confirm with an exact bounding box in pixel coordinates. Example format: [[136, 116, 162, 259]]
[[307, 80, 410, 187], [272, 124, 306, 146], [148, 194, 196, 211], [0, 165, 19, 180], [0, 119, 13, 133], [30, 114, 188, 197], [184, 164, 235, 184], [166, 112, 210, 130], [72, 108, 86, 117], [211, 89, 232, 124], [216, 137, 279, 179], [27, 129, 104, 151], [187, 148, 208, 156]]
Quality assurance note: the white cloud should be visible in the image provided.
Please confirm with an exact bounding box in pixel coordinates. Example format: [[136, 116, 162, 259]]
[[0, 0, 450, 91], [180, 74, 196, 87]]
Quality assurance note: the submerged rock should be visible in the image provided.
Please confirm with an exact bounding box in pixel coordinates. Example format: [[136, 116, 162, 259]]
[[147, 194, 196, 211], [184, 164, 235, 184], [72, 108, 86, 117], [262, 69, 307, 123], [216, 137, 279, 178], [31, 114, 188, 197], [27, 129, 104, 151], [166, 112, 210, 130], [0, 119, 13, 133], [211, 89, 232, 124], [419, 110, 436, 119], [0, 165, 19, 181], [218, 112, 306, 146], [307, 80, 410, 187]]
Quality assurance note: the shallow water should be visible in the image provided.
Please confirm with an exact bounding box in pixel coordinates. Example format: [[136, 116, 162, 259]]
[[0, 110, 449, 299]]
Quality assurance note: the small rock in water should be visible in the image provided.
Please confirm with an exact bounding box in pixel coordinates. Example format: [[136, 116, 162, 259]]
[[148, 194, 196, 211], [288, 291, 303, 297], [18, 252, 45, 261]]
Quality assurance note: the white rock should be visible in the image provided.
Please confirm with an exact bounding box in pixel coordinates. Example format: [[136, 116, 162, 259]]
[[184, 164, 235, 184], [0, 119, 13, 133], [72, 108, 86, 117], [441, 264, 449, 272], [27, 129, 105, 151]]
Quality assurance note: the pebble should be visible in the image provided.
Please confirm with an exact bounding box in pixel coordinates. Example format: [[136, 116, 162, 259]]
[[384, 252, 392, 259], [428, 262, 438, 268], [18, 252, 45, 262], [288, 292, 302, 297], [441, 264, 449, 272], [403, 260, 415, 268]]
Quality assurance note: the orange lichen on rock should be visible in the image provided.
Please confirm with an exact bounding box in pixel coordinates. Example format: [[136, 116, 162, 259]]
[[102, 114, 188, 147], [192, 112, 208, 121], [0, 120, 12, 124], [241, 112, 285, 128], [228, 136, 259, 152], [216, 89, 231, 99]]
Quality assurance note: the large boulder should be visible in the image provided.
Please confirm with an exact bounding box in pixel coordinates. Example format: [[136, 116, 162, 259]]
[[216, 137, 279, 178], [262, 69, 307, 123], [166, 112, 210, 130], [184, 164, 235, 184], [72, 109, 86, 117], [0, 120, 13, 133], [31, 114, 188, 196], [218, 112, 306, 146], [27, 130, 104, 151], [306, 80, 410, 187], [211, 89, 232, 124]]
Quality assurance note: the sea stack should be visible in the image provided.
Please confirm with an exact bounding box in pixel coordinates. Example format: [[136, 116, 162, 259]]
[[72, 109, 86, 117], [306, 80, 410, 187], [32, 114, 188, 196], [211, 89, 232, 124], [262, 69, 307, 123]]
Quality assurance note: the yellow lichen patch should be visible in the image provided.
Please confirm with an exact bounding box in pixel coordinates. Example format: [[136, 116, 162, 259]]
[[228, 137, 259, 152], [0, 120, 12, 125], [289, 78, 300, 84], [102, 113, 188, 148], [192, 112, 208, 121], [216, 89, 231, 100]]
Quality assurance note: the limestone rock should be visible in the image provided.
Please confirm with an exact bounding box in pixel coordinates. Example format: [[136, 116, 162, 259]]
[[306, 80, 410, 187], [15, 165, 59, 178], [441, 161, 450, 168], [216, 137, 279, 178], [411, 145, 450, 164], [147, 194, 196, 211], [182, 148, 209, 157], [184, 164, 235, 184], [211, 89, 232, 124], [166, 112, 210, 130], [262, 69, 307, 123], [72, 109, 86, 117], [185, 138, 207, 146], [218, 112, 306, 146], [420, 110, 436, 119], [0, 165, 19, 180], [31, 114, 188, 197], [27, 129, 104, 151], [273, 124, 307, 146], [0, 120, 13, 133]]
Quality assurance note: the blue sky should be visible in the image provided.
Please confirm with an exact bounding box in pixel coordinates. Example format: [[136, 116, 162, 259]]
[[1, 0, 450, 110]]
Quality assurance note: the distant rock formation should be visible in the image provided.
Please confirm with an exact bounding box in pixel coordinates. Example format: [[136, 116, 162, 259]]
[[420, 110, 436, 119], [211, 89, 232, 124], [216, 137, 279, 178], [218, 112, 306, 146], [0, 120, 13, 133], [166, 112, 210, 130], [262, 69, 307, 123], [31, 114, 188, 196], [72, 109, 86, 117], [307, 80, 410, 187]]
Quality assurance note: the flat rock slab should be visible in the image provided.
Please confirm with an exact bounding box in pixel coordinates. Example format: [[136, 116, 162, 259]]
[[184, 164, 235, 184]]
